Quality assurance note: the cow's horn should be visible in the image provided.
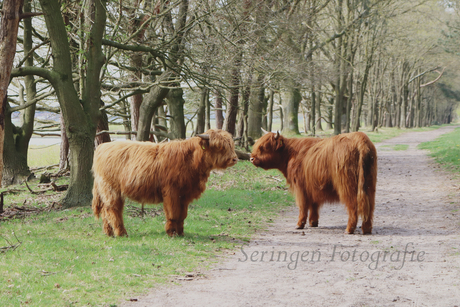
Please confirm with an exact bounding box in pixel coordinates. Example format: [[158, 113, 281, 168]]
[[197, 134, 210, 140], [261, 128, 270, 135], [274, 130, 280, 139]]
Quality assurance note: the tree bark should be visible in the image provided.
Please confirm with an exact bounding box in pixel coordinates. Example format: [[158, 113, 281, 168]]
[[205, 89, 211, 130], [333, 0, 344, 136], [215, 90, 224, 129], [2, 0, 36, 186], [128, 5, 146, 138], [166, 86, 186, 139], [237, 82, 250, 140], [223, 65, 240, 136], [59, 113, 69, 170], [267, 89, 274, 132], [137, 71, 171, 141], [316, 92, 323, 131], [195, 87, 208, 135], [282, 87, 301, 135], [326, 98, 333, 130], [415, 74, 422, 128], [95, 100, 111, 146], [247, 74, 265, 139], [0, 0, 25, 187]]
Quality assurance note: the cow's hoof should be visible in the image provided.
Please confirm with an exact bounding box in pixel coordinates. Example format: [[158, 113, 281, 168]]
[[309, 221, 318, 227], [295, 224, 305, 230], [166, 229, 178, 237]]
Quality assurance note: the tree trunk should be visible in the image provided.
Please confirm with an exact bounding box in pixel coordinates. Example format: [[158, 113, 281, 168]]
[[195, 87, 208, 135], [282, 87, 301, 135], [344, 73, 352, 133], [154, 105, 167, 142], [326, 97, 333, 130], [166, 87, 186, 139], [95, 100, 111, 146], [415, 75, 422, 128], [247, 74, 265, 139], [2, 0, 35, 186], [352, 59, 372, 132], [215, 90, 224, 129], [316, 92, 323, 131], [372, 96, 379, 131], [333, 0, 344, 136], [0, 0, 25, 187], [387, 69, 396, 128], [237, 83, 250, 139], [223, 65, 240, 136], [128, 6, 145, 138], [205, 88, 211, 130], [59, 113, 69, 170], [137, 71, 171, 141], [3, 102, 32, 185], [34, 0, 106, 208], [268, 89, 274, 132]]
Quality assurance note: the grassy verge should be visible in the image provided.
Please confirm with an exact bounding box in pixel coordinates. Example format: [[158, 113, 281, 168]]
[[0, 162, 293, 306], [418, 127, 460, 174]]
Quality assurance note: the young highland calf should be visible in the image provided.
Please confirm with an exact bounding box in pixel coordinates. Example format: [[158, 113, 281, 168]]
[[92, 129, 238, 237], [250, 131, 377, 234]]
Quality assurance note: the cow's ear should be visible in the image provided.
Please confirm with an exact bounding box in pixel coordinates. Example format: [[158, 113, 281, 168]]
[[275, 135, 285, 151], [197, 134, 210, 150]]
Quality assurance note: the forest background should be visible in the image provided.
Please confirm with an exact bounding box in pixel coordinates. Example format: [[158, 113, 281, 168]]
[[1, 0, 460, 208]]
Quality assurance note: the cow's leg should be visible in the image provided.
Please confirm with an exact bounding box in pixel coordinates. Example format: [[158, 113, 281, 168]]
[[104, 197, 128, 237], [92, 181, 114, 235], [309, 203, 319, 227], [177, 203, 189, 236], [163, 194, 182, 237], [361, 218, 372, 235], [100, 210, 114, 237], [295, 190, 308, 229], [361, 195, 375, 235], [345, 202, 358, 234]]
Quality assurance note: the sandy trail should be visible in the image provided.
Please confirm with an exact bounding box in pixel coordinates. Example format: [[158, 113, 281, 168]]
[[123, 126, 460, 307]]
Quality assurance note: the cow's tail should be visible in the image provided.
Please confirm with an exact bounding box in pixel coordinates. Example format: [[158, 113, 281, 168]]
[[92, 181, 103, 219], [357, 140, 377, 231]]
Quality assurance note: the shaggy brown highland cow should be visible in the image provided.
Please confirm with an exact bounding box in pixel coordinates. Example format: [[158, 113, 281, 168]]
[[92, 129, 238, 237], [250, 130, 377, 234]]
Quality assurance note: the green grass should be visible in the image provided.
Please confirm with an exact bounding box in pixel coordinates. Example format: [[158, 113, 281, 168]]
[[0, 162, 293, 306], [393, 144, 409, 151], [379, 144, 409, 151], [28, 145, 60, 168], [418, 127, 460, 173], [364, 126, 441, 143]]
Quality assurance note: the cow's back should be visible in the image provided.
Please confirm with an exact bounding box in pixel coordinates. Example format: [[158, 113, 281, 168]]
[[93, 141, 162, 201], [298, 132, 376, 202]]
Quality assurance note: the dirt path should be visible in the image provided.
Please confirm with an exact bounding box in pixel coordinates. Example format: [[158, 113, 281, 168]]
[[123, 127, 460, 307]]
